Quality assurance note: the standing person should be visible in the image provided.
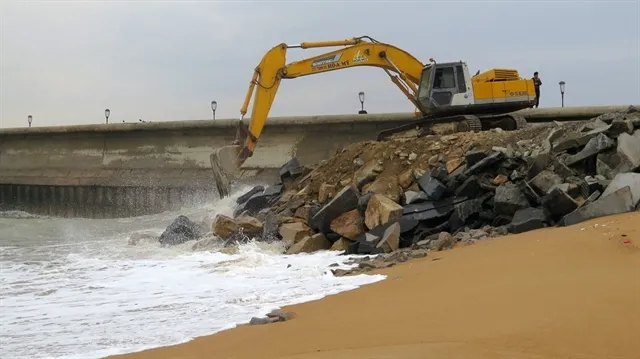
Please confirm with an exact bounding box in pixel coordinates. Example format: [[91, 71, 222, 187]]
[[532, 71, 542, 108]]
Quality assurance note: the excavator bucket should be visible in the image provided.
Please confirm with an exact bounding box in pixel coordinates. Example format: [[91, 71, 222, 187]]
[[210, 145, 242, 199]]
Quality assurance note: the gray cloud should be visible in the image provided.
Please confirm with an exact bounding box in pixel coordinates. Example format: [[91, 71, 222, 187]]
[[1, 0, 638, 128]]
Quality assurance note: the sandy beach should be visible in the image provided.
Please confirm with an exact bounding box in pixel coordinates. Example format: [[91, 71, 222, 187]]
[[110, 212, 640, 359]]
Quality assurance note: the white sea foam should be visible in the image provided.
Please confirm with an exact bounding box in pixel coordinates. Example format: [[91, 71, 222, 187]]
[[0, 185, 386, 359]]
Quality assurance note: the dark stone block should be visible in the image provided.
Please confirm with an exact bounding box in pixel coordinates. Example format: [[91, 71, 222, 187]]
[[402, 197, 467, 221], [357, 192, 372, 216], [465, 150, 488, 167], [455, 175, 480, 198], [237, 185, 264, 205], [449, 198, 483, 233], [279, 158, 303, 181], [508, 207, 548, 234], [464, 151, 505, 176], [494, 182, 530, 215], [309, 185, 360, 233], [430, 167, 449, 182], [565, 133, 616, 166], [542, 187, 579, 219], [418, 173, 446, 200]]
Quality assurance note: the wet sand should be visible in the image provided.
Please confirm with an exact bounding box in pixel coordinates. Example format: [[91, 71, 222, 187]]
[[111, 212, 640, 359]]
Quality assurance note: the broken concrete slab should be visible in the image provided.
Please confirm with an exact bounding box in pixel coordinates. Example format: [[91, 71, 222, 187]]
[[560, 186, 635, 227], [565, 133, 616, 166], [600, 172, 640, 207], [616, 132, 640, 170]]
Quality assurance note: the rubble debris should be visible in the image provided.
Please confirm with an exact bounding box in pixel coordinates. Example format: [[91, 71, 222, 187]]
[[222, 108, 639, 274]]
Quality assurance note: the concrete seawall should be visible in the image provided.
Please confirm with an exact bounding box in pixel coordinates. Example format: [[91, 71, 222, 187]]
[[0, 105, 635, 218]]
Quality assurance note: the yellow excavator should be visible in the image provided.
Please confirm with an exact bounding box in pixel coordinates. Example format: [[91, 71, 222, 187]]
[[211, 35, 537, 198]]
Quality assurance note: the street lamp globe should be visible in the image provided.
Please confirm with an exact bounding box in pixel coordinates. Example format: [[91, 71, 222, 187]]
[[358, 91, 365, 104], [105, 108, 110, 124], [28, 114, 33, 127], [211, 101, 217, 112], [559, 81, 566, 94]]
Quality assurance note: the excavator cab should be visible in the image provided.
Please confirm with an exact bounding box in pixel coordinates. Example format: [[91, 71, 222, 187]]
[[416, 61, 475, 116]]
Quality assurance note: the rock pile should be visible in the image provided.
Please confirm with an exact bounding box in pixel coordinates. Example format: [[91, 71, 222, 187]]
[[213, 107, 639, 259], [153, 107, 639, 270]]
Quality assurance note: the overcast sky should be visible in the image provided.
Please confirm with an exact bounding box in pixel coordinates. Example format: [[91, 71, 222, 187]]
[[1, 0, 638, 128]]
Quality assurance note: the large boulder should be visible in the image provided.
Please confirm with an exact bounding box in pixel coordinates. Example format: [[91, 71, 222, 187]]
[[366, 175, 401, 203], [329, 209, 365, 240], [212, 214, 239, 239], [279, 222, 314, 248], [286, 233, 331, 254], [365, 194, 403, 229], [159, 215, 205, 246]]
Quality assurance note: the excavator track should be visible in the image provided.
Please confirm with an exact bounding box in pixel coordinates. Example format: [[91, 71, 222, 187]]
[[376, 113, 528, 141]]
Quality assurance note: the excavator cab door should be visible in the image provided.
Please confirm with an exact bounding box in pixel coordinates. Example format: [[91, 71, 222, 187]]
[[417, 62, 474, 114]]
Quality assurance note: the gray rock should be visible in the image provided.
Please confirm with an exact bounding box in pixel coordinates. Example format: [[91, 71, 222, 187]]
[[565, 133, 616, 166], [494, 182, 531, 215], [429, 167, 449, 182], [309, 184, 360, 233], [509, 207, 548, 234], [560, 186, 635, 226], [159, 215, 205, 246], [542, 187, 579, 219], [600, 173, 640, 207], [529, 170, 564, 196]]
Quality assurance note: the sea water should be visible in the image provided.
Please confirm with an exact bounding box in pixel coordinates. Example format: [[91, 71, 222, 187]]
[[0, 185, 385, 359]]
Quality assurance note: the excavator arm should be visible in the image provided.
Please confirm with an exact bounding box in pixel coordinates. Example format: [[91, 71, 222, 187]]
[[211, 36, 428, 198]]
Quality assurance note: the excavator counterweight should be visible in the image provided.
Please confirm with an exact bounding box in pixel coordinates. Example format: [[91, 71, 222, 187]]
[[210, 35, 536, 199]]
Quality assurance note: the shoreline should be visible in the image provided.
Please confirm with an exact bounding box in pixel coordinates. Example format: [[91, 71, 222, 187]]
[[109, 211, 640, 359]]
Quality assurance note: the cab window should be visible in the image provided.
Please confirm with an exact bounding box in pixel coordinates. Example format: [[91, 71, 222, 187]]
[[433, 67, 456, 89]]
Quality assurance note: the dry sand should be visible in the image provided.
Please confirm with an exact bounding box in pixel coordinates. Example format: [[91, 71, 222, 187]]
[[111, 212, 640, 359]]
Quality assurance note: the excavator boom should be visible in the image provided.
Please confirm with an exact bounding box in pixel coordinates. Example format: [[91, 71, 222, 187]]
[[211, 36, 428, 199]]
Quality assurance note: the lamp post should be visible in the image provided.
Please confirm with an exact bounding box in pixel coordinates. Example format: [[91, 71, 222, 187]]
[[558, 81, 566, 107], [358, 91, 367, 114], [211, 100, 217, 120], [28, 114, 32, 128], [105, 108, 110, 124]]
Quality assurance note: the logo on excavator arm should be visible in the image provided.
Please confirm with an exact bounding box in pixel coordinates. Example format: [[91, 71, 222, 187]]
[[352, 50, 368, 64], [311, 53, 343, 70]]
